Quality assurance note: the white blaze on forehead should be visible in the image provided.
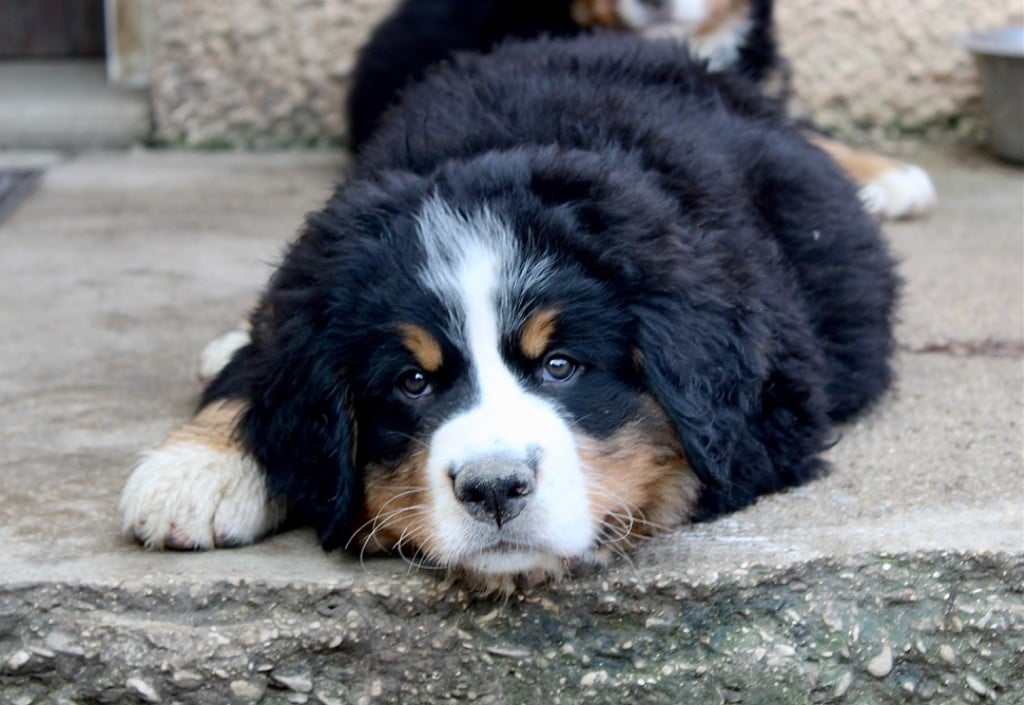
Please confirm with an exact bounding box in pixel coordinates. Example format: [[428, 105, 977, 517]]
[[686, 16, 753, 71], [415, 196, 556, 436], [415, 196, 553, 340], [615, 0, 753, 72], [413, 198, 594, 573], [617, 0, 709, 29]]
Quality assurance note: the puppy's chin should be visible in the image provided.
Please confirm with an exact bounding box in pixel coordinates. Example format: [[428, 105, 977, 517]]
[[460, 548, 567, 577], [454, 551, 603, 597]]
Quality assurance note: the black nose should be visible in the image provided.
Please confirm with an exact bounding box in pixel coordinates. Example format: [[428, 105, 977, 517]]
[[452, 455, 537, 527]]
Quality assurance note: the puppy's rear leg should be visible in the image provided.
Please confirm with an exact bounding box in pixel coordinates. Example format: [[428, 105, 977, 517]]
[[198, 322, 252, 384], [119, 399, 286, 550], [808, 134, 937, 221]]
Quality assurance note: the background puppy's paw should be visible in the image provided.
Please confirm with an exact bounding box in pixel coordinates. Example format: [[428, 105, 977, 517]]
[[858, 163, 937, 221], [119, 410, 286, 550], [198, 328, 251, 384]]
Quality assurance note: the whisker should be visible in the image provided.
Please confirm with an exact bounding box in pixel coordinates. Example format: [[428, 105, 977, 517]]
[[344, 487, 424, 550], [598, 515, 635, 544], [586, 484, 676, 535], [356, 503, 429, 569], [395, 524, 443, 572]]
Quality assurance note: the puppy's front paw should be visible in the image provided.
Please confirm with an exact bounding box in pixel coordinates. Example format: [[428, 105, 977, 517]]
[[858, 163, 937, 221], [119, 402, 286, 550]]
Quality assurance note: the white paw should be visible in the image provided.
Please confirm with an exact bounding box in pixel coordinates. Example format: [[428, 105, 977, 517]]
[[198, 328, 251, 384], [858, 164, 937, 220], [120, 429, 286, 550]]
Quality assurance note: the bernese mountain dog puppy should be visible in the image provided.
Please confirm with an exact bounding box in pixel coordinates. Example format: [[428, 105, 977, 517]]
[[121, 35, 898, 594], [346, 0, 781, 150], [346, 0, 935, 220]]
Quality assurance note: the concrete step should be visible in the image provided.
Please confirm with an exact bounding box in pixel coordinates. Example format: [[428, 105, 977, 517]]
[[1, 552, 1019, 704], [0, 147, 1020, 703], [0, 60, 150, 149]]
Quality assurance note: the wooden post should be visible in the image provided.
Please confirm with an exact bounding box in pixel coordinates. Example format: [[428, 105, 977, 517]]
[[104, 0, 154, 87]]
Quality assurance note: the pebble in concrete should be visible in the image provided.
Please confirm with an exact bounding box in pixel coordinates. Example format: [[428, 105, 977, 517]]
[[172, 670, 203, 688], [965, 674, 992, 699], [273, 672, 314, 693], [580, 670, 610, 687], [230, 679, 265, 700], [126, 677, 160, 703], [6, 650, 30, 670], [833, 671, 855, 698], [866, 642, 894, 678]]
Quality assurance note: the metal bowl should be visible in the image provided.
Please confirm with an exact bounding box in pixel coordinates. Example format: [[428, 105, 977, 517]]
[[963, 26, 1024, 163]]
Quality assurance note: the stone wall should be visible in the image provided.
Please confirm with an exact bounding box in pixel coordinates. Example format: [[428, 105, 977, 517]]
[[151, 0, 1023, 148], [152, 0, 394, 148], [776, 0, 1023, 141]]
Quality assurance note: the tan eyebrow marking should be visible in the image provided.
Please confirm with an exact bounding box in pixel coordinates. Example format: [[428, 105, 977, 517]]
[[570, 0, 624, 28], [398, 324, 443, 372], [519, 308, 560, 360], [695, 0, 752, 39]]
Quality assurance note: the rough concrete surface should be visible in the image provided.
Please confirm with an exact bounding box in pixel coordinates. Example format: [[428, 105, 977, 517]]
[[0, 146, 1021, 703], [149, 0, 1024, 147]]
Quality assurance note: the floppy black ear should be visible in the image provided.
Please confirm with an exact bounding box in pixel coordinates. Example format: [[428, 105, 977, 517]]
[[633, 287, 833, 515], [238, 338, 360, 551], [634, 295, 765, 471], [632, 291, 773, 509], [201, 248, 362, 552]]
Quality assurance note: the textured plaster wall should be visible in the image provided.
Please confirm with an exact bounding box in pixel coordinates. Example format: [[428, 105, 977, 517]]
[[152, 0, 1023, 147], [775, 0, 1023, 141], [152, 0, 395, 147]]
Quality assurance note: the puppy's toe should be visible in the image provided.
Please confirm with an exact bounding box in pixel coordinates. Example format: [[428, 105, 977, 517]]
[[198, 328, 251, 384], [119, 432, 285, 551], [858, 163, 937, 220]]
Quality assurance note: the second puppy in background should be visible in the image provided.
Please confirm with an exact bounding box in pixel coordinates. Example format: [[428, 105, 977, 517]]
[[347, 0, 936, 221]]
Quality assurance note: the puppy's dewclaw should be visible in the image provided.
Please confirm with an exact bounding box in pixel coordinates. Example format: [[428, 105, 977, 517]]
[[119, 401, 286, 550]]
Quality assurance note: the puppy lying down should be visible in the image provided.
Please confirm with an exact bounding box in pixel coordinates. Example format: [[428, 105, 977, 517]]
[[121, 35, 898, 594]]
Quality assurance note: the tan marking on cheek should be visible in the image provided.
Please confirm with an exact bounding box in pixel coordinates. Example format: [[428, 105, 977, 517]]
[[520, 308, 559, 359], [571, 0, 624, 28], [695, 0, 751, 39], [577, 398, 700, 546], [170, 399, 248, 454], [351, 449, 436, 558], [398, 324, 443, 373]]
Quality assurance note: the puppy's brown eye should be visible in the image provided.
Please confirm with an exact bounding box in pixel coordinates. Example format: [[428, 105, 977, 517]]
[[541, 353, 579, 383], [398, 369, 433, 398]]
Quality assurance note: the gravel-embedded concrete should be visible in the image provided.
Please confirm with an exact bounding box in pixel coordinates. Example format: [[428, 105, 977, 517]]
[[0, 146, 1021, 703]]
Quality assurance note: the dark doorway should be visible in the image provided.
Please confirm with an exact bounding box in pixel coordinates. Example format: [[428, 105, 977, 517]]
[[0, 0, 106, 58]]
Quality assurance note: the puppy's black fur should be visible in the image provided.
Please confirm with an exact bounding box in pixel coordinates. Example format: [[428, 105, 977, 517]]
[[206, 35, 898, 549], [345, 0, 779, 152]]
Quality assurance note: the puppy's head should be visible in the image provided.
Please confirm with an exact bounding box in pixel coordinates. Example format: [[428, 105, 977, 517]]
[[242, 149, 770, 591], [572, 0, 750, 36], [571, 0, 757, 70]]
